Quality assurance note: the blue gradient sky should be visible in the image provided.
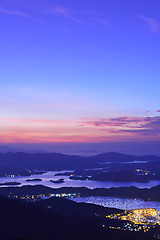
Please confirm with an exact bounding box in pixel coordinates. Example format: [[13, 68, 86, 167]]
[[0, 0, 160, 144]]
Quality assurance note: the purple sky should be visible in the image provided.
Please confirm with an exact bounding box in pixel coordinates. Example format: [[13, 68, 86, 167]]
[[0, 0, 160, 151]]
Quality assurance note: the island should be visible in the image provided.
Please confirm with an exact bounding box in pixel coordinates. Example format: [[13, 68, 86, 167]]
[[26, 178, 42, 182], [69, 176, 90, 180], [54, 172, 73, 176], [50, 179, 64, 184], [0, 182, 21, 186]]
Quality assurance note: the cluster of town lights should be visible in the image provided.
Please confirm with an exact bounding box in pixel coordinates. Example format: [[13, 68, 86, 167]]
[[106, 208, 160, 232]]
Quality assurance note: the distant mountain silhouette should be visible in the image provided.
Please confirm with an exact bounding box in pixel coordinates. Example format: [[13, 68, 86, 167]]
[[0, 152, 85, 170], [89, 152, 160, 163], [0, 145, 48, 154], [0, 152, 159, 170]]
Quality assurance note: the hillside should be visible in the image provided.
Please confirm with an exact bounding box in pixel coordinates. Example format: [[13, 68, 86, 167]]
[[0, 152, 159, 171], [0, 194, 153, 240]]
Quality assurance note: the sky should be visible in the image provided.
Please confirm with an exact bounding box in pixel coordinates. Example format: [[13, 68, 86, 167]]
[[0, 0, 160, 151]]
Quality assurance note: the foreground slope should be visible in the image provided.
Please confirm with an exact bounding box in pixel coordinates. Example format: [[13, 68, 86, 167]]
[[0, 195, 111, 240], [0, 194, 154, 240]]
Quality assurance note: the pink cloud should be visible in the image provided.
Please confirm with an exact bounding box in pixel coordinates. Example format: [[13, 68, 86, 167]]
[[0, 116, 160, 143], [137, 15, 160, 32], [49, 6, 82, 23], [83, 116, 160, 137], [0, 7, 42, 22], [95, 18, 109, 27], [84, 117, 145, 128]]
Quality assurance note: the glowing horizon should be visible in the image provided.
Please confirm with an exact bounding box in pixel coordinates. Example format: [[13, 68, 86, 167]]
[[1, 115, 160, 143]]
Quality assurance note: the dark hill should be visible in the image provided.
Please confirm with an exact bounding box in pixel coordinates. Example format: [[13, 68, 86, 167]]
[[35, 196, 122, 217], [0, 195, 152, 240], [89, 152, 160, 163], [1, 184, 160, 202], [0, 152, 86, 170], [0, 152, 159, 170], [0, 165, 30, 177], [0, 195, 107, 240]]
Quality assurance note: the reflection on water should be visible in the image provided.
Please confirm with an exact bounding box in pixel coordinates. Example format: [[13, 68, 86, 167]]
[[0, 171, 160, 189], [71, 196, 160, 211]]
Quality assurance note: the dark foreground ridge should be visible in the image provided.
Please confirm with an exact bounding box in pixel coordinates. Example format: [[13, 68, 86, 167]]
[[0, 194, 154, 240]]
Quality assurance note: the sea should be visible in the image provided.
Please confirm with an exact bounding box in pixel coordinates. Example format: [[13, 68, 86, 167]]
[[0, 170, 160, 189], [1, 170, 160, 210]]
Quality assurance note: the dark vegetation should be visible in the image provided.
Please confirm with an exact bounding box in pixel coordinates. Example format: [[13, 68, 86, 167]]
[[0, 194, 154, 240]]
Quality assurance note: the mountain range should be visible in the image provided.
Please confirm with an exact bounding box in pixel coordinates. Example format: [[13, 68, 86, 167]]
[[0, 152, 159, 171]]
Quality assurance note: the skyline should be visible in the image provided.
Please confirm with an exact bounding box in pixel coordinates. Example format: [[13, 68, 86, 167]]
[[0, 0, 160, 145]]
